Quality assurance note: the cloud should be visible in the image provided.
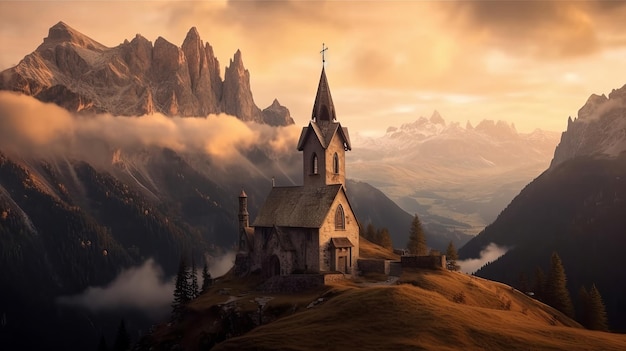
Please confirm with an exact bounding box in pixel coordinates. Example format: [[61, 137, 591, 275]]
[[57, 259, 173, 317], [205, 251, 236, 279], [0, 92, 301, 168], [458, 243, 508, 274], [443, 0, 626, 58], [56, 251, 237, 317]]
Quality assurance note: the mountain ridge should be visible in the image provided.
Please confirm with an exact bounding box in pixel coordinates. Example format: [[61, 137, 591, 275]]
[[0, 21, 294, 126]]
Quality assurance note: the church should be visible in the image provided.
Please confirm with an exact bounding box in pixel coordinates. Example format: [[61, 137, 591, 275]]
[[235, 64, 360, 278]]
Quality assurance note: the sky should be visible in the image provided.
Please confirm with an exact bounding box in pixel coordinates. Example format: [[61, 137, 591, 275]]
[[2, 1, 626, 136]]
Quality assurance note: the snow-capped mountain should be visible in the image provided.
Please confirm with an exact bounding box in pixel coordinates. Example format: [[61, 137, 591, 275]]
[[0, 22, 294, 126], [551, 84, 626, 167], [349, 111, 560, 235]]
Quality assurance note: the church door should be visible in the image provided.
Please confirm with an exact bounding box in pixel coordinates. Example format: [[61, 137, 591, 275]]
[[338, 256, 347, 273]]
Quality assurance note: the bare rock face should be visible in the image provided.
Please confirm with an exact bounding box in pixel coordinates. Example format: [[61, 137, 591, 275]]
[[551, 84, 626, 168], [0, 22, 294, 126], [221, 50, 263, 123], [262, 99, 295, 126]]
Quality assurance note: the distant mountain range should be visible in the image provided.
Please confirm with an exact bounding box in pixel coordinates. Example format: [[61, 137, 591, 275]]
[[460, 83, 626, 331], [0, 21, 294, 126], [350, 111, 560, 235]]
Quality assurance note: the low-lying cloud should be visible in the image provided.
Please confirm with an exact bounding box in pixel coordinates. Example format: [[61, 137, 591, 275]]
[[57, 252, 236, 317], [458, 243, 508, 274], [0, 92, 300, 167], [57, 259, 173, 317]]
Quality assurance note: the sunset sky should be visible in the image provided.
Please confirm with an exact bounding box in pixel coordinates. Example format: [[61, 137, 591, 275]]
[[2, 1, 626, 136]]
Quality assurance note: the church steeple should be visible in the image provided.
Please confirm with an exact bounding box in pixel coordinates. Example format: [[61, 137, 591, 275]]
[[297, 56, 351, 189], [311, 67, 336, 122]]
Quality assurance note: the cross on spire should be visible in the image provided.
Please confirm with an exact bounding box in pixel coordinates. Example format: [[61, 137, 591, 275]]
[[320, 43, 328, 64]]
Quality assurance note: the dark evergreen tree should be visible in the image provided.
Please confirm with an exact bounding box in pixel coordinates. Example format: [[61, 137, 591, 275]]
[[190, 255, 199, 299], [201, 260, 212, 292], [407, 214, 427, 255], [171, 256, 191, 321], [532, 266, 546, 301], [446, 241, 460, 271], [97, 335, 108, 351], [365, 223, 376, 242], [588, 284, 609, 331], [377, 227, 393, 250], [517, 271, 529, 293], [113, 320, 131, 351], [545, 252, 574, 318], [577, 285, 591, 328]]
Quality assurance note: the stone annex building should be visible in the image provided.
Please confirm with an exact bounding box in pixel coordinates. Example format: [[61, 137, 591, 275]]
[[234, 65, 360, 278]]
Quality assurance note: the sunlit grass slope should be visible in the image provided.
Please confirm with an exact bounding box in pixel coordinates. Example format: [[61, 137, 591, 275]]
[[213, 269, 626, 351]]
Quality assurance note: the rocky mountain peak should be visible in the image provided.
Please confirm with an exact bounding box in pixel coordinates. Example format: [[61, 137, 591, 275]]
[[261, 99, 295, 126], [551, 84, 626, 168], [430, 110, 445, 125], [40, 21, 106, 51], [0, 23, 293, 126]]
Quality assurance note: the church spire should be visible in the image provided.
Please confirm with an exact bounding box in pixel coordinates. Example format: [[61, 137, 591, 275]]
[[311, 67, 336, 122], [312, 44, 336, 122]]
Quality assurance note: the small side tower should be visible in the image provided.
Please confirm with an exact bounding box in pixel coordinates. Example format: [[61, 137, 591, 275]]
[[238, 189, 250, 252]]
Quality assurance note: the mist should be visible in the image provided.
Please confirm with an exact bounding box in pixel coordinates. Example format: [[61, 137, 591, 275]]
[[206, 251, 236, 278], [458, 243, 509, 274], [0, 92, 300, 168], [56, 259, 173, 318]]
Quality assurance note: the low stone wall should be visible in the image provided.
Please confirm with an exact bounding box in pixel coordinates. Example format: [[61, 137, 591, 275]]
[[389, 261, 403, 276], [358, 259, 390, 275], [401, 255, 446, 270]]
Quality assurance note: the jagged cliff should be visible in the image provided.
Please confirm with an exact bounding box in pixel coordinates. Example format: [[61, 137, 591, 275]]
[[551, 84, 626, 167], [0, 21, 294, 125]]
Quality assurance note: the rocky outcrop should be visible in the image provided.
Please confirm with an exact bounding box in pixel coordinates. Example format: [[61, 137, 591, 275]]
[[551, 84, 626, 168], [221, 50, 263, 123], [0, 22, 293, 126], [262, 99, 295, 126]]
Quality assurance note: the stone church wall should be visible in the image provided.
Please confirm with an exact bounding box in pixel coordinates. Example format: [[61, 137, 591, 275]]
[[318, 191, 359, 276]]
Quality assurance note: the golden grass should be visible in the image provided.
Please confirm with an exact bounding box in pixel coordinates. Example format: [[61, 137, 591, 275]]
[[359, 236, 400, 260], [212, 269, 626, 351]]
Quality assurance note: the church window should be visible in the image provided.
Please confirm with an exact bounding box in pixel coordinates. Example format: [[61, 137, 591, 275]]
[[312, 153, 318, 174], [333, 153, 339, 174], [335, 204, 345, 230]]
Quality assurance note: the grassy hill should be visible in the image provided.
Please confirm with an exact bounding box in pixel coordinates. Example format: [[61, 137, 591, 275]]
[[139, 264, 626, 350]]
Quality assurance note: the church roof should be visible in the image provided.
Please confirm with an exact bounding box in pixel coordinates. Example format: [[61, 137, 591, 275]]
[[252, 184, 343, 228], [296, 122, 351, 151], [312, 67, 336, 122]]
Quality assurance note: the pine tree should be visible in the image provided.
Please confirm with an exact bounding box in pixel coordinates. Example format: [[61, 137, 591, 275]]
[[517, 272, 529, 293], [446, 241, 460, 271], [113, 319, 130, 351], [545, 252, 574, 318], [190, 255, 199, 299], [577, 285, 591, 328], [201, 260, 212, 292], [587, 284, 609, 331], [171, 256, 191, 321], [365, 223, 376, 242], [377, 227, 393, 250], [533, 266, 546, 301], [407, 214, 427, 255]]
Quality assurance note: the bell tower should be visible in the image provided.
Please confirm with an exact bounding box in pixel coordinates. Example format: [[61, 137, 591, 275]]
[[296, 49, 351, 189]]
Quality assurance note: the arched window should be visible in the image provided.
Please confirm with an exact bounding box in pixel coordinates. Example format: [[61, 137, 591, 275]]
[[312, 153, 318, 174], [333, 153, 339, 174], [335, 204, 345, 230]]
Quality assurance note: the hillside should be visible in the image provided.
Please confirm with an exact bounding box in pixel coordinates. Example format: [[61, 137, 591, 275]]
[[459, 83, 626, 331], [137, 268, 626, 351]]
